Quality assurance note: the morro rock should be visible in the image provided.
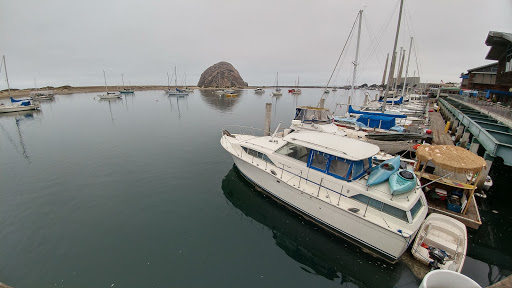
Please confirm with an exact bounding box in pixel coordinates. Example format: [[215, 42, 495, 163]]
[[197, 62, 247, 88]]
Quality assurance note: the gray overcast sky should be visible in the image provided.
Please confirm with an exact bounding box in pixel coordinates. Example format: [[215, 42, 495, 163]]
[[1, 0, 511, 89]]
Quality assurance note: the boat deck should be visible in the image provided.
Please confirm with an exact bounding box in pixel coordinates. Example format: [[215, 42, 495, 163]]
[[426, 195, 481, 230]]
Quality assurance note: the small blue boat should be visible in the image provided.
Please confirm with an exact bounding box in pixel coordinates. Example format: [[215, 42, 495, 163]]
[[367, 156, 400, 186], [388, 170, 417, 195]]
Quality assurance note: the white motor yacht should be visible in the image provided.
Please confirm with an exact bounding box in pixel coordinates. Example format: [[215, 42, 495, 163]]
[[220, 122, 428, 262]]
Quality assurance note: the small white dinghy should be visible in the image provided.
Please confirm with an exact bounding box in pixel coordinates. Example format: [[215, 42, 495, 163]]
[[411, 213, 467, 272]]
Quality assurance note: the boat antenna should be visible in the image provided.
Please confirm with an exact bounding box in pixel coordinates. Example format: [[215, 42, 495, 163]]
[[382, 0, 404, 111]]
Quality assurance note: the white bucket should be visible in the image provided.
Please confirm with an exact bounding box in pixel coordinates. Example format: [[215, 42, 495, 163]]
[[419, 270, 481, 288]]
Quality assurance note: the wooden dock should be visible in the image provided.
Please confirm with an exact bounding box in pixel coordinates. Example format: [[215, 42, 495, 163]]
[[429, 110, 454, 145]]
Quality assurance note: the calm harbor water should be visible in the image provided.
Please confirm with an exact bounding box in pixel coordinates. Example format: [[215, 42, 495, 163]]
[[0, 89, 510, 287]]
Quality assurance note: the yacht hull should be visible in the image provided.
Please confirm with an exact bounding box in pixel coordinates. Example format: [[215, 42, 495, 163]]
[[230, 154, 414, 263]]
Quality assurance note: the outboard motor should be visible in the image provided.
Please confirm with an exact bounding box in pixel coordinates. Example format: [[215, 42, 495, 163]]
[[428, 247, 447, 270]]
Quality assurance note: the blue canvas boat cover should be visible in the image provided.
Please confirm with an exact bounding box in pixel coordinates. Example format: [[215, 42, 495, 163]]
[[356, 115, 396, 130], [378, 96, 403, 105], [348, 105, 407, 118], [11, 97, 32, 103]]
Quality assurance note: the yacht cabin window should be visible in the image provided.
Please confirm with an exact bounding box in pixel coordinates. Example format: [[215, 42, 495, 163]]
[[328, 157, 351, 179], [307, 149, 371, 181], [351, 194, 409, 222], [311, 151, 329, 172], [242, 147, 275, 165], [409, 198, 424, 219], [275, 143, 311, 163]]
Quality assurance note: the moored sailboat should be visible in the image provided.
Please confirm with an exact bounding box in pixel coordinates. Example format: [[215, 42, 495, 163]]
[[0, 56, 41, 113], [272, 72, 282, 96], [98, 70, 121, 99]]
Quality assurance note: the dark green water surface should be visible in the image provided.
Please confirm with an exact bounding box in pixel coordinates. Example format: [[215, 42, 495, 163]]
[[0, 89, 510, 287]]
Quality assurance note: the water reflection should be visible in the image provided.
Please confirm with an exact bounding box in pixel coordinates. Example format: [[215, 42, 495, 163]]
[[198, 89, 241, 112], [222, 166, 406, 287], [99, 98, 122, 123], [167, 95, 188, 120], [0, 110, 40, 162]]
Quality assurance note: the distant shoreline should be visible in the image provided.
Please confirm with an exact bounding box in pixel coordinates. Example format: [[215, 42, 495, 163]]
[[0, 85, 354, 99]]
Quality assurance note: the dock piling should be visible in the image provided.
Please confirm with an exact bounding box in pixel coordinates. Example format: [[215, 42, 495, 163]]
[[264, 103, 272, 136]]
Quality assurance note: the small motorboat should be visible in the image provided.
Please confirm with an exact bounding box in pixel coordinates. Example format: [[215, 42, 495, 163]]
[[411, 213, 467, 273], [388, 169, 417, 195], [254, 88, 265, 93], [323, 89, 330, 94], [292, 88, 301, 94], [419, 270, 481, 288], [225, 93, 238, 97], [367, 156, 400, 186]]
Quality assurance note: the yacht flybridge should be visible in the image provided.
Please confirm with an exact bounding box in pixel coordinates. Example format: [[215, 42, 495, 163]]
[[220, 123, 427, 262]]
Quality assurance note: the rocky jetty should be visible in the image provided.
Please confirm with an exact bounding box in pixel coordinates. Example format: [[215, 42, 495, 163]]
[[197, 62, 247, 88]]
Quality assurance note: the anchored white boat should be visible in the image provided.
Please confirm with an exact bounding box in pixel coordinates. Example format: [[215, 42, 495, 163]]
[[98, 70, 121, 99], [0, 99, 40, 113], [254, 87, 265, 93], [411, 213, 467, 272], [220, 125, 427, 262], [166, 67, 189, 96], [272, 72, 282, 96]]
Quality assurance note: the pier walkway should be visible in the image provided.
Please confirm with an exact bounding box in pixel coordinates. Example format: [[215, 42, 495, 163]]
[[439, 97, 512, 166], [429, 110, 454, 145]]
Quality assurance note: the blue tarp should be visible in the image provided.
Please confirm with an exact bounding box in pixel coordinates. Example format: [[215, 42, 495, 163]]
[[378, 96, 403, 105], [356, 115, 396, 130], [11, 97, 32, 103], [20, 101, 31, 106], [348, 105, 407, 118]]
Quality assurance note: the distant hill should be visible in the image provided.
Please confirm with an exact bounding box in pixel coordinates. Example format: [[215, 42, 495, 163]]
[[197, 62, 247, 88]]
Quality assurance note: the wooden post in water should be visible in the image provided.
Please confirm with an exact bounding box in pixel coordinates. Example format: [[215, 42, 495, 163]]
[[264, 103, 272, 136]]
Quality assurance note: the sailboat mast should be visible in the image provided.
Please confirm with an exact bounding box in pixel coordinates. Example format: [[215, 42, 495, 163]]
[[103, 70, 109, 93], [381, 53, 389, 87], [121, 73, 125, 87], [3, 56, 11, 94], [382, 0, 404, 110], [402, 37, 413, 97], [167, 72, 170, 89], [174, 67, 178, 88], [350, 9, 363, 106], [396, 47, 405, 93]]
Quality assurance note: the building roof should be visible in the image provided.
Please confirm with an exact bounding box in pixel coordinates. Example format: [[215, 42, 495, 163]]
[[467, 62, 498, 72], [485, 31, 512, 60], [283, 131, 380, 160]]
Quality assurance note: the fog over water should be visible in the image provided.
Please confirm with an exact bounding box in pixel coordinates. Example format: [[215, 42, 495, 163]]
[[1, 0, 511, 89]]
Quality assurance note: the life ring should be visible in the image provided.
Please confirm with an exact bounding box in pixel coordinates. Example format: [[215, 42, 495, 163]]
[[413, 144, 421, 150]]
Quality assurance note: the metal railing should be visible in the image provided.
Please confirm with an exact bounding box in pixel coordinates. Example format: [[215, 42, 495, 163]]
[[448, 95, 512, 121]]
